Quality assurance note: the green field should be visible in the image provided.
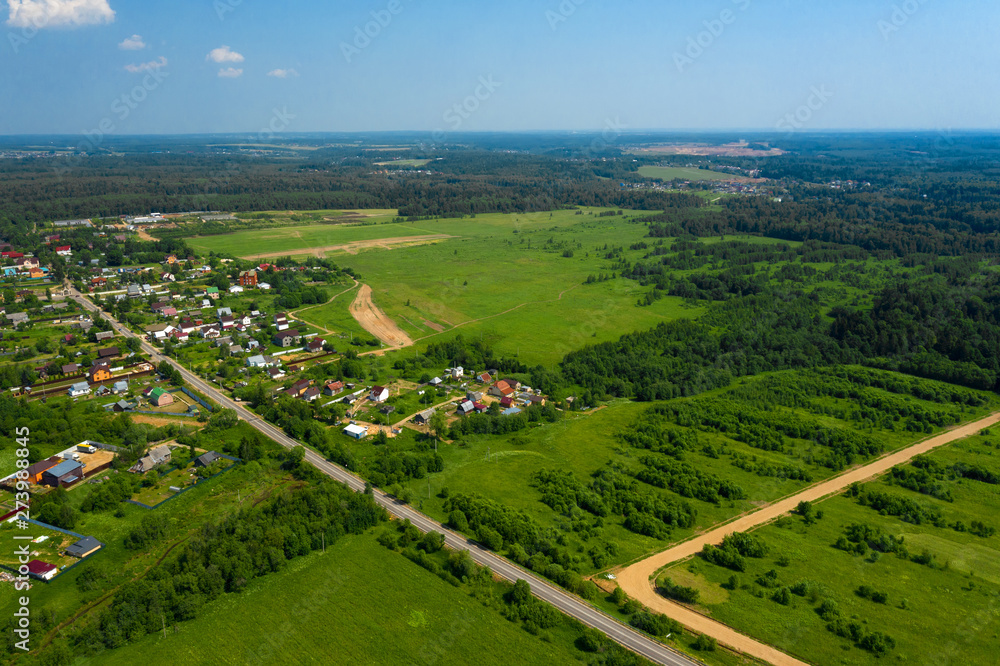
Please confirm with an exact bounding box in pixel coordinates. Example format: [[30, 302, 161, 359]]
[[659, 430, 1000, 665], [638, 166, 746, 182], [86, 534, 586, 666], [392, 368, 997, 575], [280, 209, 705, 364], [186, 217, 414, 257]]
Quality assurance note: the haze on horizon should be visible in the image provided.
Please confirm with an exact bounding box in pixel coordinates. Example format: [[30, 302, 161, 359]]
[[2, 0, 997, 137]]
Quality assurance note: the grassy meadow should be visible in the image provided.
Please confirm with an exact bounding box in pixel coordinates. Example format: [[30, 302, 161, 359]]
[[87, 535, 587, 666], [394, 368, 998, 575]]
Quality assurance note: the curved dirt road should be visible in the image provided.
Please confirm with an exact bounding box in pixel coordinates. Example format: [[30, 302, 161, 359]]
[[617, 410, 1000, 665], [350, 284, 414, 347]]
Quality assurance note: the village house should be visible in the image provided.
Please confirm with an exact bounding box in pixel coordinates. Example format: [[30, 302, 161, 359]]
[[65, 536, 102, 558], [369, 385, 390, 403], [88, 363, 112, 383], [130, 444, 171, 473], [414, 408, 436, 425], [273, 329, 299, 348], [239, 270, 258, 287], [195, 451, 222, 467], [323, 380, 344, 396], [147, 387, 174, 407]]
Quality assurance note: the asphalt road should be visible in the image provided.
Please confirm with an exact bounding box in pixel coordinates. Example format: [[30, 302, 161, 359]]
[[67, 289, 702, 666]]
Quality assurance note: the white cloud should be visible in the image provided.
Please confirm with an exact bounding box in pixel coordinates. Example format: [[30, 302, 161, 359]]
[[118, 33, 144, 50], [217, 67, 243, 78], [124, 55, 166, 73], [267, 68, 298, 79], [6, 0, 115, 28], [206, 45, 244, 64]]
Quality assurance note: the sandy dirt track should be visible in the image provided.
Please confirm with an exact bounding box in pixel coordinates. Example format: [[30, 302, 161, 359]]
[[350, 284, 413, 347], [616, 410, 1000, 666], [241, 234, 452, 259]]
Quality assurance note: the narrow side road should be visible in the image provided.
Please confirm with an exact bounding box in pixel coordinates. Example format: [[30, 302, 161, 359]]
[[616, 410, 1000, 665]]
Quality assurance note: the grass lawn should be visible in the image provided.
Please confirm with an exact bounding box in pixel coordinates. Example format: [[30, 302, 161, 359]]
[[638, 166, 746, 182], [129, 465, 201, 507], [659, 429, 1000, 666], [0, 519, 80, 572], [85, 534, 587, 666]]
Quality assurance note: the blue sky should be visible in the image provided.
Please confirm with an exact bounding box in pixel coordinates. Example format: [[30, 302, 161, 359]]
[[2, 0, 998, 135]]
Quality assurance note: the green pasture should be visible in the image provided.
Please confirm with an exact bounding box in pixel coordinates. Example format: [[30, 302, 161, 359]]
[[87, 534, 585, 666], [638, 166, 746, 182]]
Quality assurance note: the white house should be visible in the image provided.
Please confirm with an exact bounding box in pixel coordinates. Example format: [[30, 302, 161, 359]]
[[448, 366, 465, 379], [247, 355, 272, 368], [369, 386, 390, 403], [228, 285, 244, 294], [343, 424, 368, 440], [258, 282, 271, 290], [429, 377, 443, 386], [68, 382, 91, 397]]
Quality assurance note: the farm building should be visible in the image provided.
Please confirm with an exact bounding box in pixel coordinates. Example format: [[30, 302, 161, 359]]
[[147, 388, 174, 407], [194, 451, 222, 467], [61, 363, 79, 375], [379, 404, 395, 415], [26, 560, 58, 581], [41, 459, 85, 487], [26, 457, 62, 484], [97, 346, 120, 359], [343, 424, 368, 440], [65, 536, 102, 558], [456, 400, 476, 416]]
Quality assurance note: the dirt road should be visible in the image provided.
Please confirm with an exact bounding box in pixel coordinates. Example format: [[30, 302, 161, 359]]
[[616, 410, 1000, 665], [350, 284, 413, 348], [242, 234, 452, 259]]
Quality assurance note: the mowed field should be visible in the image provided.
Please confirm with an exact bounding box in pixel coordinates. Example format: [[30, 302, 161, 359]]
[[659, 430, 1000, 666], [186, 214, 411, 257], [638, 166, 749, 182], [88, 535, 585, 666], [276, 209, 705, 365]]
